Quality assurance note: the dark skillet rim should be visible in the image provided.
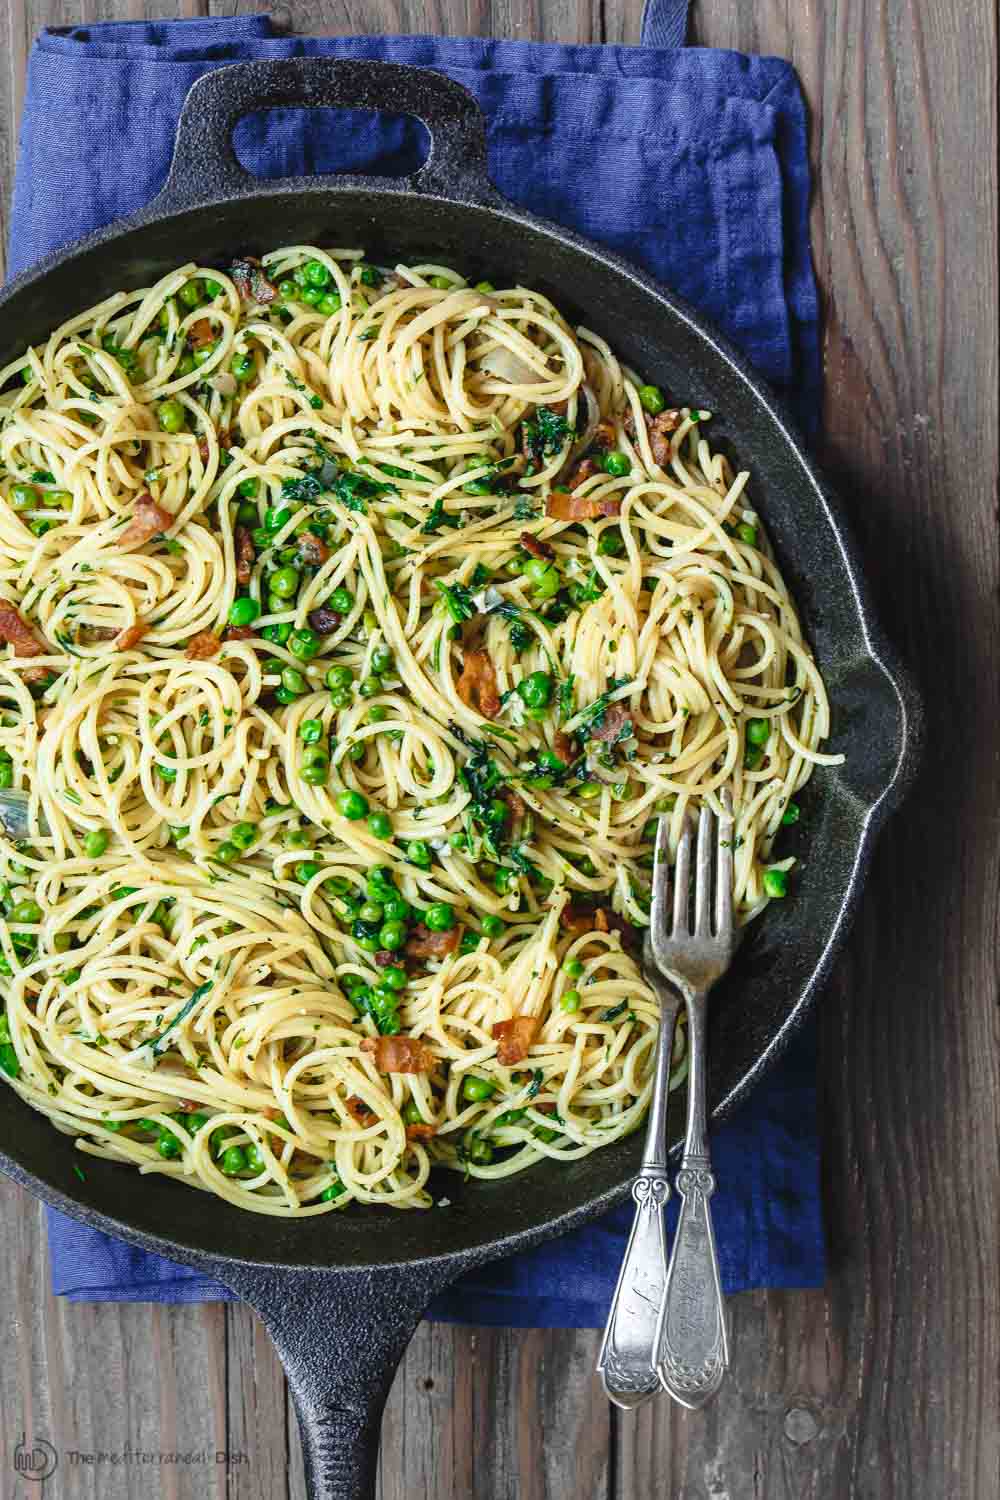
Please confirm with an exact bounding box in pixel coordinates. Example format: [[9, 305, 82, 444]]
[[0, 186, 921, 1281]]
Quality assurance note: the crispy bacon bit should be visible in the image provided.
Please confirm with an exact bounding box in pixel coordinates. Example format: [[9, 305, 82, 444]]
[[188, 318, 215, 350], [545, 489, 621, 522], [185, 630, 221, 661], [492, 1016, 541, 1066], [235, 526, 255, 587], [119, 492, 173, 548], [374, 949, 396, 968], [114, 620, 148, 651], [229, 256, 278, 305], [360, 1036, 434, 1074], [569, 458, 601, 491], [560, 901, 640, 951], [588, 703, 633, 744], [298, 533, 330, 568], [262, 1106, 281, 1122], [198, 427, 232, 464], [307, 608, 341, 636], [502, 788, 527, 820], [520, 531, 554, 562], [595, 419, 616, 449], [553, 730, 576, 765], [176, 1099, 201, 1114], [85, 626, 118, 642], [406, 1122, 437, 1143], [406, 923, 461, 960], [647, 409, 683, 466], [345, 1094, 376, 1124], [224, 625, 257, 641], [456, 648, 501, 721], [0, 607, 45, 664]]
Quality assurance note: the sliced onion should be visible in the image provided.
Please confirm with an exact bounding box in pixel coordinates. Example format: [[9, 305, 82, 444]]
[[479, 345, 545, 385], [209, 372, 238, 398]]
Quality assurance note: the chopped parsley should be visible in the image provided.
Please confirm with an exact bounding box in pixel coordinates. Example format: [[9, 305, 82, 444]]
[[521, 405, 572, 467], [421, 497, 463, 535], [436, 580, 476, 623]]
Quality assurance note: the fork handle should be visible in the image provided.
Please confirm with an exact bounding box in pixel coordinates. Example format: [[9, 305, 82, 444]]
[[655, 992, 729, 1408], [597, 998, 678, 1407]]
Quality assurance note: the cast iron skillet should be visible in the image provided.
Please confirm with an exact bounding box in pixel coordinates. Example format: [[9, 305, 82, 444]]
[[0, 59, 920, 1500]]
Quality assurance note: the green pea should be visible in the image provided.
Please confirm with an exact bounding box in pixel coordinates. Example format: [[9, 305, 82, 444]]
[[235, 502, 258, 530], [304, 260, 332, 288], [763, 868, 789, 899], [356, 934, 381, 954], [347, 742, 365, 763], [214, 841, 239, 864], [782, 802, 801, 826], [83, 829, 109, 859], [638, 383, 666, 415], [231, 352, 254, 381], [381, 899, 410, 927], [300, 285, 323, 307], [281, 666, 307, 695], [370, 644, 393, 674], [336, 789, 368, 821], [359, 901, 384, 924], [493, 867, 514, 895], [231, 822, 256, 850], [368, 706, 388, 724], [265, 506, 292, 532], [49, 490, 73, 510], [0, 764, 12, 789], [327, 586, 354, 614], [516, 671, 553, 710], [746, 718, 770, 746], [178, 280, 203, 309], [288, 629, 320, 661], [270, 565, 300, 599], [245, 1144, 267, 1172], [474, 280, 495, 293], [157, 399, 186, 433], [744, 744, 763, 770], [481, 914, 504, 939], [603, 451, 630, 477], [429, 275, 454, 290], [203, 280, 222, 299], [193, 344, 217, 367], [359, 676, 381, 698], [406, 840, 431, 869], [562, 956, 584, 978], [299, 718, 324, 744], [277, 279, 297, 301], [294, 860, 321, 884], [274, 686, 298, 705], [495, 1108, 526, 1127], [560, 988, 581, 1012], [157, 1128, 182, 1159], [326, 665, 353, 690], [136, 1119, 160, 1135], [367, 811, 392, 839], [737, 522, 758, 547], [184, 1112, 210, 1133], [523, 557, 561, 599], [220, 1145, 247, 1176], [10, 483, 37, 510], [10, 899, 42, 923], [532, 1125, 559, 1144], [176, 350, 196, 376], [378, 920, 406, 951], [283, 828, 311, 850], [317, 293, 342, 316], [597, 527, 624, 557], [28, 518, 53, 536], [320, 1180, 345, 1202], [402, 1100, 424, 1125], [576, 782, 602, 800], [382, 965, 408, 992], [424, 902, 455, 933], [462, 1075, 496, 1103], [329, 687, 351, 709], [301, 745, 329, 771], [62, 968, 81, 984], [229, 596, 260, 628]]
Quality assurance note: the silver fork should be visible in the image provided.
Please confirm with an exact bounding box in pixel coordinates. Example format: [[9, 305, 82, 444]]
[[650, 797, 737, 1409], [596, 933, 682, 1408]]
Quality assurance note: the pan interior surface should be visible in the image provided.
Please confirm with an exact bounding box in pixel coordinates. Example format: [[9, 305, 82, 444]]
[[0, 189, 906, 1273]]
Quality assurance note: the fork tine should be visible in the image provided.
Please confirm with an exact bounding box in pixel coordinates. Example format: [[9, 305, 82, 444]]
[[716, 789, 734, 935], [673, 815, 693, 935], [694, 804, 715, 935], [650, 813, 672, 963]]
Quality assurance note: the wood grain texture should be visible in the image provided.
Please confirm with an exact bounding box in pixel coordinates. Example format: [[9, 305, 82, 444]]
[[1, 2, 998, 1498]]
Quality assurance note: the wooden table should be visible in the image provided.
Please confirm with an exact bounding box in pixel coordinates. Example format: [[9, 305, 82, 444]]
[[0, 3, 997, 1497]]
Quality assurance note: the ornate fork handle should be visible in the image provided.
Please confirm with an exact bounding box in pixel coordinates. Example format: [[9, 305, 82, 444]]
[[654, 991, 728, 1407], [597, 978, 679, 1408]]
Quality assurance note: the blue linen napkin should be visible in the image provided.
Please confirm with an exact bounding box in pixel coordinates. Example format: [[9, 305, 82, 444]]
[[7, 6, 826, 1326]]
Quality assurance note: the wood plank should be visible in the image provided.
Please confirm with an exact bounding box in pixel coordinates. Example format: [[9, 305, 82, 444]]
[[614, 1, 1000, 1497]]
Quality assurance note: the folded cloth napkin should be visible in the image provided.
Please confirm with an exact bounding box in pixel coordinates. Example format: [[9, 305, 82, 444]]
[[8, 4, 826, 1326]]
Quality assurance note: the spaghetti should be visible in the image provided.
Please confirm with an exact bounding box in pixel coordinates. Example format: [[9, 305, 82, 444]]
[[0, 247, 841, 1213]]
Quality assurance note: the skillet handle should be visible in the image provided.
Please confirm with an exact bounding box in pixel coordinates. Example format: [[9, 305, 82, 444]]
[[145, 58, 505, 218], [223, 1262, 453, 1500]]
